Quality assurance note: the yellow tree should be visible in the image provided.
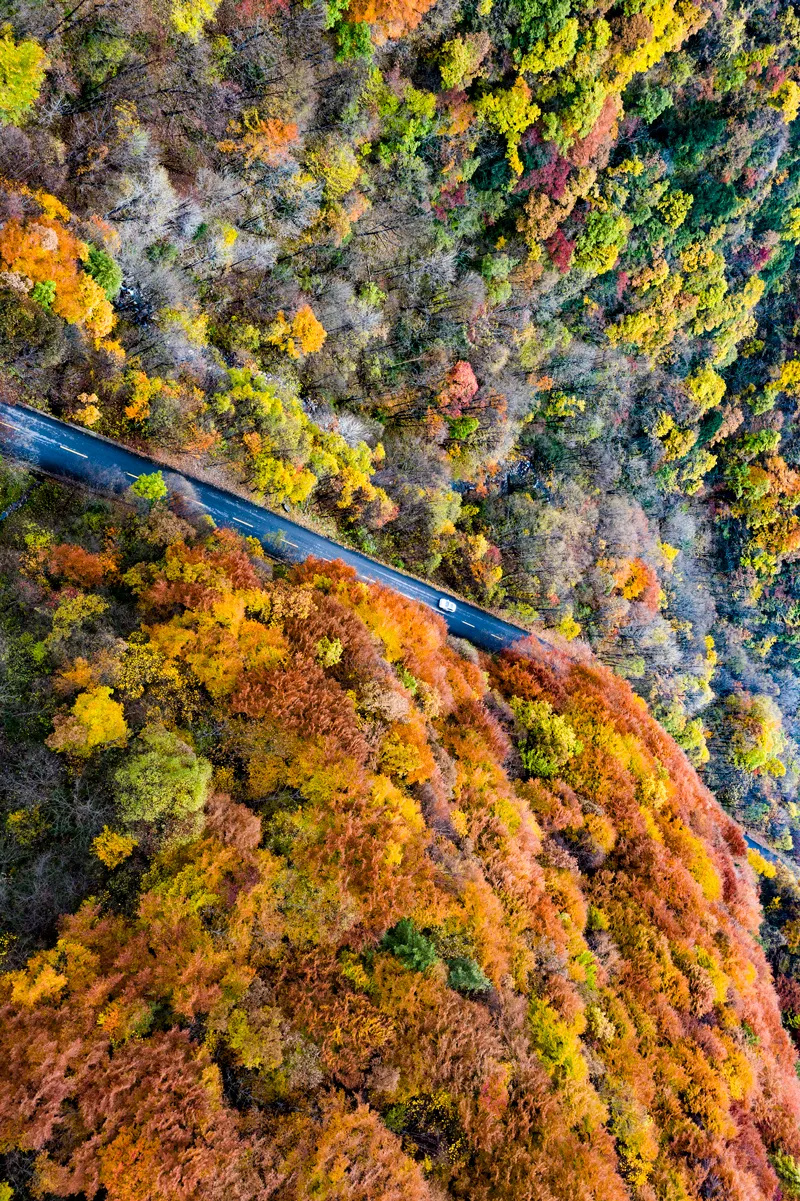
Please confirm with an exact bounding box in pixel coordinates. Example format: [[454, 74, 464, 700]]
[[47, 686, 129, 756], [0, 28, 48, 125]]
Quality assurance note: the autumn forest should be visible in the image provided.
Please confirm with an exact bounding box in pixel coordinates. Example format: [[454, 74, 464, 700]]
[[4, 0, 800, 1192]]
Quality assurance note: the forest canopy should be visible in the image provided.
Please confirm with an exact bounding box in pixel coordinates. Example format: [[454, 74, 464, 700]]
[[1, 471, 800, 1200], [5, 0, 800, 1189], [3, 0, 800, 854]]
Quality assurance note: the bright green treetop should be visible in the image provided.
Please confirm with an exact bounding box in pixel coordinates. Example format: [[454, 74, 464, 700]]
[[131, 471, 168, 503], [115, 725, 212, 840]]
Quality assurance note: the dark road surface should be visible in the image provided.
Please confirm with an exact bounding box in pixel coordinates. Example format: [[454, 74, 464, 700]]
[[743, 832, 799, 877], [0, 403, 538, 653]]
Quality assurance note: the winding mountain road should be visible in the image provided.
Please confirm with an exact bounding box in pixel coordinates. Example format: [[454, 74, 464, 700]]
[[0, 402, 536, 653]]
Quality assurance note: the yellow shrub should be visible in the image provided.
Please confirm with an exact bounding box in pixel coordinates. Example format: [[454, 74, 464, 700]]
[[171, 0, 221, 40], [93, 826, 138, 868]]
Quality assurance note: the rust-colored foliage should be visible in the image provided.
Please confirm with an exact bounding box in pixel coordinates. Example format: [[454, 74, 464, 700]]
[[218, 113, 299, 167], [347, 0, 438, 40], [47, 543, 115, 588], [1, 531, 798, 1201]]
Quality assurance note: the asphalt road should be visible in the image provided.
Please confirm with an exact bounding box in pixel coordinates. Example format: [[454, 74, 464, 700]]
[[743, 832, 798, 877], [0, 402, 536, 653]]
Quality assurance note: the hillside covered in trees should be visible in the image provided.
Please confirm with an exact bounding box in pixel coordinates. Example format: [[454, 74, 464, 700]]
[[6, 0, 800, 1190], [3, 0, 800, 855], [2, 465, 800, 1200]]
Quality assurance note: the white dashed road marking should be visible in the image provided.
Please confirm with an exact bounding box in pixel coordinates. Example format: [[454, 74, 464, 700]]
[[0, 408, 534, 653]]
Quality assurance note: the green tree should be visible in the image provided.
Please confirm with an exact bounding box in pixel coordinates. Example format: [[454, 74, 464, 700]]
[[335, 21, 373, 61], [773, 1152, 800, 1198], [448, 416, 480, 440], [722, 693, 786, 777], [0, 28, 47, 125], [574, 211, 629, 276], [504, 0, 572, 53], [31, 280, 56, 309], [86, 246, 123, 300], [446, 957, 491, 994], [381, 918, 438, 972], [510, 696, 582, 778], [114, 725, 212, 840], [131, 471, 168, 504], [629, 82, 672, 123], [315, 636, 343, 667]]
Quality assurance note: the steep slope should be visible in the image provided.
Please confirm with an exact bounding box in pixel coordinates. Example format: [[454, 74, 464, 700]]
[[0, 473, 799, 1200], [4, 0, 800, 830]]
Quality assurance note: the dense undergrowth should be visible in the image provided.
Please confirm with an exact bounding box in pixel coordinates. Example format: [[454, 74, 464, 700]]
[[2, 469, 800, 1200]]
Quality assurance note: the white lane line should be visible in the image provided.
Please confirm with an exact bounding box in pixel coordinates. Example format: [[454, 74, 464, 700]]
[[6, 423, 58, 445], [1, 422, 514, 647]]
